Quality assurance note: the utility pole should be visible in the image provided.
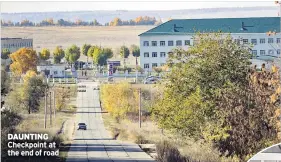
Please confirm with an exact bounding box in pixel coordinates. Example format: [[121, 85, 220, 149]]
[[53, 90, 56, 118], [139, 88, 142, 128], [49, 91, 52, 126], [44, 88, 47, 129]]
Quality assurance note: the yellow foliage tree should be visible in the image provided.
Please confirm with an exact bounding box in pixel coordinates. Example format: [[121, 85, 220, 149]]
[[39, 48, 50, 61], [100, 82, 139, 121], [10, 48, 38, 75], [23, 70, 37, 83]]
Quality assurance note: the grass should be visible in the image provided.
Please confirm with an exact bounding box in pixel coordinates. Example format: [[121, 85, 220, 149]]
[[12, 85, 78, 161], [2, 26, 152, 64]]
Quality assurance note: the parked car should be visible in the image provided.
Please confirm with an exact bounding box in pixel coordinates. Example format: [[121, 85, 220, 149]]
[[77, 123, 87, 130], [144, 76, 160, 84]]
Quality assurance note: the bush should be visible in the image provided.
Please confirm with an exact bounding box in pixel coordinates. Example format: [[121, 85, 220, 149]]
[[156, 140, 185, 162]]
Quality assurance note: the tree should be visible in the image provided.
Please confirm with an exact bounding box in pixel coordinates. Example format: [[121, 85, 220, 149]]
[[38, 48, 50, 61], [130, 44, 140, 66], [1, 67, 10, 96], [153, 67, 163, 75], [82, 44, 91, 63], [53, 46, 65, 64], [10, 48, 38, 75], [119, 46, 130, 68], [87, 46, 96, 58], [22, 75, 47, 114], [102, 48, 113, 59], [65, 45, 80, 67], [82, 44, 91, 56], [1, 48, 11, 59], [151, 33, 280, 160], [23, 70, 37, 83]]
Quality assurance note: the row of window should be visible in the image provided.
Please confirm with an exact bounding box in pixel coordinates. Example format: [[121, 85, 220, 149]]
[[1, 42, 33, 48], [144, 52, 169, 58], [143, 40, 191, 47], [143, 63, 165, 69], [234, 38, 280, 45], [252, 49, 281, 55], [143, 38, 281, 47]]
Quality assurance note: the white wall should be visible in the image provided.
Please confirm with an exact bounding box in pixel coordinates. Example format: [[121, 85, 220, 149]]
[[140, 33, 281, 71], [37, 65, 65, 78]]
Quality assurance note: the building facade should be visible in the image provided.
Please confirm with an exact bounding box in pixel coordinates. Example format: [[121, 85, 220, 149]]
[[37, 65, 66, 78], [139, 17, 280, 71], [1, 37, 33, 52]]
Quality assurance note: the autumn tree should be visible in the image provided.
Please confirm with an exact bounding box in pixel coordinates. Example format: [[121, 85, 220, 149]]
[[10, 48, 38, 75], [22, 75, 47, 114], [152, 33, 280, 160], [53, 46, 65, 64], [65, 45, 80, 67], [130, 44, 140, 66], [1, 48, 11, 59], [110, 17, 122, 26], [38, 48, 50, 61]]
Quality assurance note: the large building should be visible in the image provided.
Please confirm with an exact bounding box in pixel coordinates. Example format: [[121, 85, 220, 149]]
[[1, 37, 33, 52], [139, 17, 280, 71]]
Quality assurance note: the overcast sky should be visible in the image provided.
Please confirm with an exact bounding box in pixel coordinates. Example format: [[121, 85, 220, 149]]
[[0, 1, 277, 13]]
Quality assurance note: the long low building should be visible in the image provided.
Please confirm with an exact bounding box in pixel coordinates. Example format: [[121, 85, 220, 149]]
[[139, 17, 280, 71], [1, 37, 33, 52]]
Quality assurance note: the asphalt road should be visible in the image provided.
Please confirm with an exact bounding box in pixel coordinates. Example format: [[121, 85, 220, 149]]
[[66, 81, 155, 162]]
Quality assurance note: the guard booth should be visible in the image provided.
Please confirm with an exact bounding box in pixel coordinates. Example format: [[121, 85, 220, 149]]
[[107, 61, 121, 76]]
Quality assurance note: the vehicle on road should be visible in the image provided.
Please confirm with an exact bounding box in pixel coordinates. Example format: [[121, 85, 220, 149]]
[[107, 76, 114, 82], [77, 123, 87, 130], [144, 76, 161, 84]]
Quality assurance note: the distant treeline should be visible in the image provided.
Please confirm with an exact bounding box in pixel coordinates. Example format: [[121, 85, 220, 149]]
[[1, 16, 162, 27]]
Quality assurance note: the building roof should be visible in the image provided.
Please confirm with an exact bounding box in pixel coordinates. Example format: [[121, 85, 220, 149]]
[[139, 17, 280, 36], [1, 37, 33, 40]]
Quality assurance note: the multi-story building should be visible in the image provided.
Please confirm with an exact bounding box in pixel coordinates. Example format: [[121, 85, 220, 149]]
[[139, 17, 280, 71], [1, 37, 33, 52]]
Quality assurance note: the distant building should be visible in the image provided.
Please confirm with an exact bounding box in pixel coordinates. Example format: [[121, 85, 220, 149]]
[[1, 37, 33, 52], [37, 65, 66, 78], [139, 17, 280, 71]]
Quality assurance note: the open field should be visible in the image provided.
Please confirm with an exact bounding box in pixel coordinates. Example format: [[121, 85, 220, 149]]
[[1, 26, 153, 63]]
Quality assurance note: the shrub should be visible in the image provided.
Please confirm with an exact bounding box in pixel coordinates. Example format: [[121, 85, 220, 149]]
[[156, 140, 185, 162]]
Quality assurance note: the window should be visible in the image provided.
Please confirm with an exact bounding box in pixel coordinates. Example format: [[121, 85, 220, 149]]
[[160, 52, 166, 57], [152, 41, 157, 46], [160, 63, 165, 67], [143, 41, 149, 46], [144, 64, 149, 69], [185, 40, 190, 45], [268, 38, 274, 43], [152, 63, 157, 67], [268, 49, 274, 55], [144, 52, 149, 57], [176, 40, 182, 46], [54, 71, 58, 75], [260, 38, 265, 44], [31, 42, 33, 47], [168, 41, 174, 46], [152, 52, 157, 57], [160, 41, 165, 46], [277, 49, 280, 55], [251, 39, 257, 45], [234, 39, 240, 45], [277, 38, 281, 43], [242, 39, 248, 44], [252, 50, 257, 56], [260, 50, 266, 55]]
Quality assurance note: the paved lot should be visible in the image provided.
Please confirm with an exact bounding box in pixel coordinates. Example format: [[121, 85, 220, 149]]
[[66, 81, 155, 162]]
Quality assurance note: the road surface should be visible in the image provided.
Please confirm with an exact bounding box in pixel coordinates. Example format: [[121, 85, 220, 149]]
[[66, 81, 155, 162]]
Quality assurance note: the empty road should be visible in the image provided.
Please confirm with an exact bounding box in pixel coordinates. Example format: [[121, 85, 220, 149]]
[[66, 81, 155, 162]]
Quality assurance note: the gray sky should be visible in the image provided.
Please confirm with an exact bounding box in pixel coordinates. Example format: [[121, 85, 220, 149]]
[[0, 1, 277, 13]]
